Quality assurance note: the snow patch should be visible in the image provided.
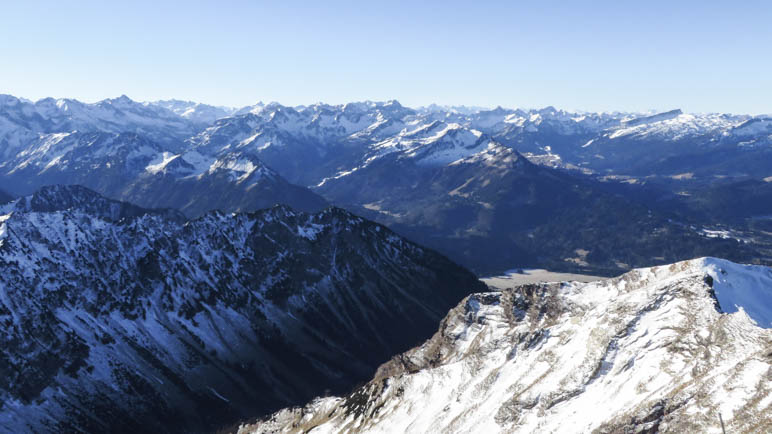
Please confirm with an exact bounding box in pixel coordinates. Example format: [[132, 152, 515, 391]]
[[703, 258, 772, 328], [145, 152, 179, 174]]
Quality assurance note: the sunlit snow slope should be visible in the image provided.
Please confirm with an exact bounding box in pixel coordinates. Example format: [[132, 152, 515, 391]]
[[242, 258, 772, 434]]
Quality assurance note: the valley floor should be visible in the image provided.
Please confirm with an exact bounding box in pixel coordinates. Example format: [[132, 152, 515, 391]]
[[481, 268, 606, 289]]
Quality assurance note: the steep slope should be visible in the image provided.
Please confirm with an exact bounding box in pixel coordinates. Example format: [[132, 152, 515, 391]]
[[0, 186, 484, 433], [241, 258, 772, 434]]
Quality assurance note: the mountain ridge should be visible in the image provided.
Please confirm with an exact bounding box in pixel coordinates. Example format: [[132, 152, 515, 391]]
[[239, 257, 772, 433], [0, 185, 484, 433]]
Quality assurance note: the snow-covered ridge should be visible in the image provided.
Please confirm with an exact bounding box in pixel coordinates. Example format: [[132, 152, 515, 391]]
[[731, 117, 772, 137], [1, 94, 767, 182], [3, 131, 165, 176], [0, 94, 200, 153], [622, 109, 683, 127], [241, 257, 772, 434], [205, 153, 276, 183], [0, 126, 327, 218], [0, 184, 185, 222], [702, 257, 772, 327], [0, 185, 484, 433], [2, 94, 771, 198], [607, 111, 742, 140], [177, 99, 771, 188]]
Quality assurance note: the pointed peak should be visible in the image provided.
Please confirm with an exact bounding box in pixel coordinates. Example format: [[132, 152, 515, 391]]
[[100, 94, 136, 106]]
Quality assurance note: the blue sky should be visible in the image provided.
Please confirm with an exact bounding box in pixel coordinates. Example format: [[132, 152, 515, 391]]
[[1, 1, 770, 113]]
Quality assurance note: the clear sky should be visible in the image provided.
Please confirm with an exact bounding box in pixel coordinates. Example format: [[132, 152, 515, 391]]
[[1, 0, 770, 113]]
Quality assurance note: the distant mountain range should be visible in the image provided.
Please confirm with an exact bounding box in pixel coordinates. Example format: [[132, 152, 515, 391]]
[[1, 94, 771, 275]]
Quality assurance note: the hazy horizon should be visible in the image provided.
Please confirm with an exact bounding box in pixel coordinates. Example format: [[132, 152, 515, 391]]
[[3, 92, 768, 116], [2, 1, 770, 114]]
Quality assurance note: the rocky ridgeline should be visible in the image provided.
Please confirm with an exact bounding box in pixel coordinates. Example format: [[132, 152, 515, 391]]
[[0, 185, 484, 433]]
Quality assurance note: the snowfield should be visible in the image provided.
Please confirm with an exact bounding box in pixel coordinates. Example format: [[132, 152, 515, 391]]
[[241, 258, 772, 434]]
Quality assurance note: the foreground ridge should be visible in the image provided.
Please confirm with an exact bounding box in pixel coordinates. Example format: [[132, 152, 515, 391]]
[[0, 186, 484, 433], [241, 258, 772, 434]]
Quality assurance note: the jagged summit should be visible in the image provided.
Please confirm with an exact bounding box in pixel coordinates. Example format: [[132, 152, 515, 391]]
[[241, 257, 772, 434]]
